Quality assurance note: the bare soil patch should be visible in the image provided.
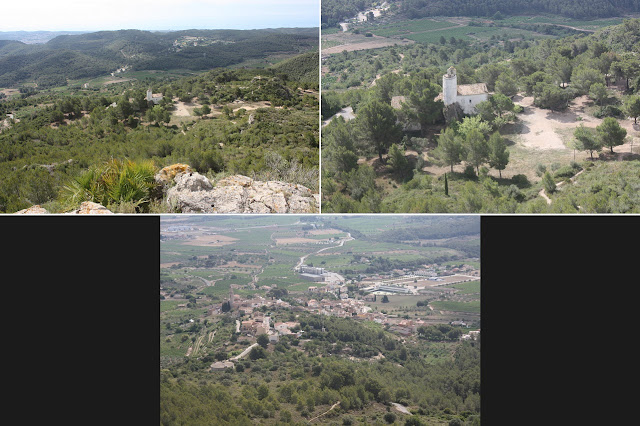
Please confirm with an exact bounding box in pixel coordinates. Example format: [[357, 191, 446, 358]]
[[407, 94, 639, 182], [1, 88, 20, 97], [322, 32, 414, 55], [182, 234, 238, 246], [172, 99, 200, 117], [230, 100, 278, 112], [103, 78, 134, 85]]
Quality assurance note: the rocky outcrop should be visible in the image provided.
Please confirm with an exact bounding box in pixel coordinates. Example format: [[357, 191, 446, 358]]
[[68, 201, 113, 214], [155, 163, 193, 186], [14, 205, 49, 214], [13, 165, 319, 214], [164, 171, 319, 213], [14, 201, 113, 214]]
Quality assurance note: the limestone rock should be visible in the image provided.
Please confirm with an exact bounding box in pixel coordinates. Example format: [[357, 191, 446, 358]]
[[155, 164, 193, 185], [165, 172, 318, 213], [14, 205, 49, 214], [68, 201, 113, 214], [13, 202, 113, 214]]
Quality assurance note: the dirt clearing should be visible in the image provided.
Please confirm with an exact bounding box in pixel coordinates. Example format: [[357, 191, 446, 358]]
[[182, 234, 238, 246], [321, 33, 414, 55]]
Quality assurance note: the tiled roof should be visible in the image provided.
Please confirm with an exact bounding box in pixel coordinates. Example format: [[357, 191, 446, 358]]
[[434, 83, 489, 101], [456, 83, 488, 96]]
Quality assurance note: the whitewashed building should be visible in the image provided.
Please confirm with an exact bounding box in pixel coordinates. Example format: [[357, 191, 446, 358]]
[[146, 88, 163, 104], [435, 67, 488, 115]]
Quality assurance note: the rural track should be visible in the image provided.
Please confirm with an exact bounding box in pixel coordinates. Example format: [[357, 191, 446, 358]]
[[295, 233, 354, 270], [230, 343, 259, 361], [308, 401, 341, 422], [538, 169, 586, 205]]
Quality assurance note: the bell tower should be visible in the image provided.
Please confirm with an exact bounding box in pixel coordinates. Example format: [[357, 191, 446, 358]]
[[442, 67, 457, 106]]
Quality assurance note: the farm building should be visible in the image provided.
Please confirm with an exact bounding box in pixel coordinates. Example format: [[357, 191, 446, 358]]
[[210, 361, 234, 371], [298, 265, 326, 275], [371, 285, 412, 294], [300, 273, 325, 282]]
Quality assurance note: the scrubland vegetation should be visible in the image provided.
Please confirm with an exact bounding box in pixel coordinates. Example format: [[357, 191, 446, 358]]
[[321, 14, 640, 213]]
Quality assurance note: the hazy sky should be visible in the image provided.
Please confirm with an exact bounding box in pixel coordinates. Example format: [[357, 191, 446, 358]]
[[1, 0, 320, 32]]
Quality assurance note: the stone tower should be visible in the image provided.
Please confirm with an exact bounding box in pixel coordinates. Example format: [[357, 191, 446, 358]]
[[146, 88, 153, 102], [442, 66, 457, 106]]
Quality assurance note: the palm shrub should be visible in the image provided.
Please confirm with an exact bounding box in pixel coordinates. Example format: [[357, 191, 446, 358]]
[[61, 158, 158, 212]]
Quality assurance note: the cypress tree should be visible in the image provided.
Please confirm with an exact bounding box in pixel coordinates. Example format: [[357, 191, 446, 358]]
[[444, 173, 449, 196]]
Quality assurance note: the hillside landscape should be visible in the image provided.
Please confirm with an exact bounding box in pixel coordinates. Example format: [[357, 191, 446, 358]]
[[0, 28, 318, 88], [160, 215, 480, 425], [0, 28, 319, 213], [321, 1, 640, 213]]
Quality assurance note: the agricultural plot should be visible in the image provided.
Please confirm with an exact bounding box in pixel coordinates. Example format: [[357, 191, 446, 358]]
[[369, 18, 458, 37], [499, 15, 625, 30], [320, 216, 406, 234], [430, 300, 480, 314], [402, 25, 544, 44], [160, 241, 226, 262], [201, 275, 252, 298], [447, 280, 481, 295]]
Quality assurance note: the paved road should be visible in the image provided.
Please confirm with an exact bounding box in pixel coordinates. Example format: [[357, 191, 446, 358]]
[[322, 107, 355, 127]]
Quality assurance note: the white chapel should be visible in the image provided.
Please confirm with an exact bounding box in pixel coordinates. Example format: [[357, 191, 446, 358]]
[[435, 67, 489, 115]]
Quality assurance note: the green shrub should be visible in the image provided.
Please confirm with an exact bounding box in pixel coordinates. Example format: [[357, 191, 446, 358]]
[[61, 158, 157, 212], [511, 174, 530, 188], [554, 165, 577, 178], [593, 105, 623, 118]]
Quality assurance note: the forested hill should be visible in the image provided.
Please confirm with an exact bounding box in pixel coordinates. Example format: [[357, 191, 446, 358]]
[[322, 0, 379, 28], [0, 28, 318, 88], [400, 0, 640, 20], [270, 51, 319, 84]]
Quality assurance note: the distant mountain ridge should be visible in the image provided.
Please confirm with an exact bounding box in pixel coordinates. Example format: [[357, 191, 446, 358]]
[[0, 31, 89, 44], [0, 28, 318, 88]]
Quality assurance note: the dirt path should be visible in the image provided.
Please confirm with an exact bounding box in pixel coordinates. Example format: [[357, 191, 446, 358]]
[[309, 401, 341, 422], [536, 22, 596, 32], [295, 233, 354, 270], [370, 67, 403, 88], [539, 168, 586, 204]]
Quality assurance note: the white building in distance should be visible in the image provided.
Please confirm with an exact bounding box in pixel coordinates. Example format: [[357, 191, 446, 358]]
[[435, 67, 488, 115], [147, 88, 163, 104]]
